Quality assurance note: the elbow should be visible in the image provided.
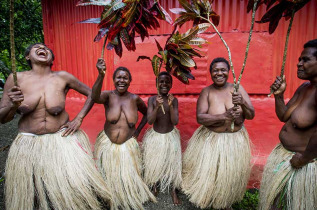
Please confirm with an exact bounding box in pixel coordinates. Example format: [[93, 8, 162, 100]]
[[91, 93, 99, 103], [197, 115, 203, 125], [247, 111, 255, 120], [147, 114, 154, 125]]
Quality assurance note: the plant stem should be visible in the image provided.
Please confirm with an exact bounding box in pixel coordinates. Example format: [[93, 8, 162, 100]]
[[101, 34, 108, 58], [165, 25, 178, 46], [268, 9, 295, 97], [156, 75, 165, 114], [10, 0, 17, 86], [236, 0, 258, 92]]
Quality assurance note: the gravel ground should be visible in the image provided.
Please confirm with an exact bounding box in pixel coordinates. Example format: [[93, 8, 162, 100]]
[[0, 116, 202, 210]]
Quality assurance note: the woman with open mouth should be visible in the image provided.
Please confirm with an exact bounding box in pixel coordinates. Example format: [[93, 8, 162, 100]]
[[0, 43, 111, 210], [92, 58, 156, 210]]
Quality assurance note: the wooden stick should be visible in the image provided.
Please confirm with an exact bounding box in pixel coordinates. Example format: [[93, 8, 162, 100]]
[[10, 0, 17, 86], [268, 9, 295, 97]]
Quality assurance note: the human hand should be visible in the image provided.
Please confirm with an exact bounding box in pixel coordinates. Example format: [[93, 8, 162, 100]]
[[8, 86, 24, 108], [155, 95, 164, 109], [290, 152, 311, 169], [271, 75, 286, 95], [232, 92, 244, 106], [60, 117, 83, 137], [168, 94, 174, 107], [225, 107, 241, 121], [96, 58, 106, 76]]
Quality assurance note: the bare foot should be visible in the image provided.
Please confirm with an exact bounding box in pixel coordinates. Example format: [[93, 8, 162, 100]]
[[171, 189, 181, 205], [152, 185, 158, 197]]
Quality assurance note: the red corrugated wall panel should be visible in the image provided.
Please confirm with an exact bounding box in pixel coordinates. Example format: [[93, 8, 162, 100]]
[[42, 0, 317, 98]]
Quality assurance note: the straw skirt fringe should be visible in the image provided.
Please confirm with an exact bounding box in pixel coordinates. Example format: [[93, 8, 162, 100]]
[[5, 129, 111, 210], [94, 131, 156, 210], [259, 144, 317, 210], [142, 127, 182, 191], [182, 126, 252, 209]]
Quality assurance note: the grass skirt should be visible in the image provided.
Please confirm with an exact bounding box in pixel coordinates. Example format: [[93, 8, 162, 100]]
[[259, 144, 317, 210], [5, 129, 111, 210], [142, 127, 182, 191], [182, 126, 252, 209], [94, 131, 156, 210]]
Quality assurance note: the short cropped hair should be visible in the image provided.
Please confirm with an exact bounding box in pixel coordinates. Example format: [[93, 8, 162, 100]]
[[24, 43, 55, 68], [113, 66, 132, 81], [209, 57, 230, 73], [303, 39, 317, 58], [157, 71, 173, 83]]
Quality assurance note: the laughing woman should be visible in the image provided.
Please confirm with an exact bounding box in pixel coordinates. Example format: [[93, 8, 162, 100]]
[[0, 43, 111, 210], [92, 58, 156, 210]]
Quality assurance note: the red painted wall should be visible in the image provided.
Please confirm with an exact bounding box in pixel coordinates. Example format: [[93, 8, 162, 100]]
[[42, 0, 317, 186]]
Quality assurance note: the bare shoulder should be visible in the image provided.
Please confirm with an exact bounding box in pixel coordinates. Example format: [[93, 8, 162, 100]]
[[237, 84, 248, 94], [200, 85, 213, 95], [148, 95, 156, 102], [54, 71, 76, 79]]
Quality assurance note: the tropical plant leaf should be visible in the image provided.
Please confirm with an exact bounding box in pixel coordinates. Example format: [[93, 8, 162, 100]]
[[79, 18, 101, 24], [137, 56, 151, 62], [122, 2, 138, 27], [178, 0, 194, 12], [94, 28, 109, 42], [112, 2, 126, 11], [174, 12, 196, 27], [180, 53, 196, 67], [120, 29, 131, 49], [152, 55, 162, 76], [188, 37, 207, 45], [114, 36, 123, 57], [169, 8, 187, 14], [155, 39, 163, 51], [210, 12, 220, 26], [135, 23, 149, 41], [169, 53, 181, 61], [180, 26, 200, 43], [106, 42, 114, 50], [173, 69, 189, 84], [179, 67, 195, 79], [159, 50, 168, 64], [77, 0, 111, 6], [184, 48, 203, 57]]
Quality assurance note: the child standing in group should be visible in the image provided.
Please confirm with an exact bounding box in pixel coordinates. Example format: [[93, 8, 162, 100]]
[[142, 72, 182, 205]]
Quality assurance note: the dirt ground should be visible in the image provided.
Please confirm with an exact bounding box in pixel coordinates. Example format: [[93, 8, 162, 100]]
[[0, 116, 202, 210]]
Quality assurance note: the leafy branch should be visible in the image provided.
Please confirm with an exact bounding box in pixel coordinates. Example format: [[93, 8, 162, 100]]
[[78, 0, 172, 58], [171, 0, 258, 131], [248, 0, 311, 96], [137, 23, 209, 84]]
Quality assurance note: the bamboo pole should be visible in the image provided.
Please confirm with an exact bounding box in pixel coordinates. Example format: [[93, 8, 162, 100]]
[[10, 0, 17, 86], [268, 9, 295, 97]]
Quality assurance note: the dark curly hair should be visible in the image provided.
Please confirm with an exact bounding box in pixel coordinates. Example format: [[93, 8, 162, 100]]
[[24, 43, 55, 68], [209, 57, 230, 74], [113, 66, 132, 81], [303, 39, 317, 59]]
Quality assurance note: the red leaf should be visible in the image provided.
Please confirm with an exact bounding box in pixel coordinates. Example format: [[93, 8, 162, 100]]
[[94, 28, 109, 42], [114, 36, 123, 57], [155, 39, 163, 52]]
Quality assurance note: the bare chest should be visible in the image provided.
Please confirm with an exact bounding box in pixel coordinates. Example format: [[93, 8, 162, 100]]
[[106, 94, 138, 124], [18, 77, 67, 115], [208, 91, 233, 114], [291, 91, 316, 129]]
